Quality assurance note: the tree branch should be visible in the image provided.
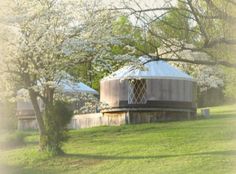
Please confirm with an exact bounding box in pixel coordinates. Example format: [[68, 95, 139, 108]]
[[144, 55, 236, 68]]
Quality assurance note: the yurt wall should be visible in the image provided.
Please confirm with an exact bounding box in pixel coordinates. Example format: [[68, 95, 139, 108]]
[[100, 79, 196, 109]]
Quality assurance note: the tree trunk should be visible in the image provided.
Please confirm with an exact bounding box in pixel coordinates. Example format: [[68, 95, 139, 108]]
[[28, 89, 47, 150], [29, 87, 64, 155], [43, 87, 65, 154]]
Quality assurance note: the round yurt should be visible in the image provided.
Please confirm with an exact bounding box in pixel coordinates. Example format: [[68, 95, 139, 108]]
[[100, 56, 197, 125], [16, 80, 98, 130]]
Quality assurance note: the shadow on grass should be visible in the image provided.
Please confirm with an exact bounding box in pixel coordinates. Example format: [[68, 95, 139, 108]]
[[2, 150, 235, 174], [64, 150, 236, 161]]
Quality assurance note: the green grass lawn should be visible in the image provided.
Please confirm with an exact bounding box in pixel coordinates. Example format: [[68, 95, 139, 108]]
[[1, 104, 236, 174]]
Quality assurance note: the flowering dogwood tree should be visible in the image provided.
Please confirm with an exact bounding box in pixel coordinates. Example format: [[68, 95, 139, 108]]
[[0, 0, 122, 154]]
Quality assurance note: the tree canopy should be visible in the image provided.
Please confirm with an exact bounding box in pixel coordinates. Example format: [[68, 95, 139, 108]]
[[112, 0, 236, 67]]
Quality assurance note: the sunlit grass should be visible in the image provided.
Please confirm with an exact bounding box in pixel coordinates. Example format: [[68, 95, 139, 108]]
[[1, 104, 236, 174]]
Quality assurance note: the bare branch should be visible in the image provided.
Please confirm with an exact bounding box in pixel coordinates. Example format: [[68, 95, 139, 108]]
[[144, 56, 236, 68], [187, 0, 209, 45]]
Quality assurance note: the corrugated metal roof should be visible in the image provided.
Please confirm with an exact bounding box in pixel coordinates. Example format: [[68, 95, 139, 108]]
[[102, 56, 193, 81]]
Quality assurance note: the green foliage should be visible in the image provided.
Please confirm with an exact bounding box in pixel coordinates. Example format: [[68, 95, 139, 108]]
[[42, 101, 73, 155], [223, 68, 236, 101], [112, 16, 132, 36], [153, 0, 192, 43], [1, 104, 236, 173], [111, 15, 146, 56]]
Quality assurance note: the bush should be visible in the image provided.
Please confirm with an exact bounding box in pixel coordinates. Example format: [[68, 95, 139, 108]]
[[42, 100, 73, 155]]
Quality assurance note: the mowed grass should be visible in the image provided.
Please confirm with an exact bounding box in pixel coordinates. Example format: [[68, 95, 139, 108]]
[[1, 104, 236, 174]]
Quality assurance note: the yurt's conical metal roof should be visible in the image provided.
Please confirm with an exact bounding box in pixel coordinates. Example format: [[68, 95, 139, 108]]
[[102, 56, 193, 81], [59, 80, 98, 95], [17, 80, 98, 96]]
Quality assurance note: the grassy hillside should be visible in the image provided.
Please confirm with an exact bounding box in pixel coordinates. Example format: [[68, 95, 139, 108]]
[[1, 104, 236, 174]]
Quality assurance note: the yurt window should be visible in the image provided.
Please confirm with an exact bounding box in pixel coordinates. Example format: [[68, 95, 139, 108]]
[[128, 79, 147, 104]]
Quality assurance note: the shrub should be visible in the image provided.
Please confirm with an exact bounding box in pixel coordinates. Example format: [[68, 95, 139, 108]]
[[42, 100, 73, 155]]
